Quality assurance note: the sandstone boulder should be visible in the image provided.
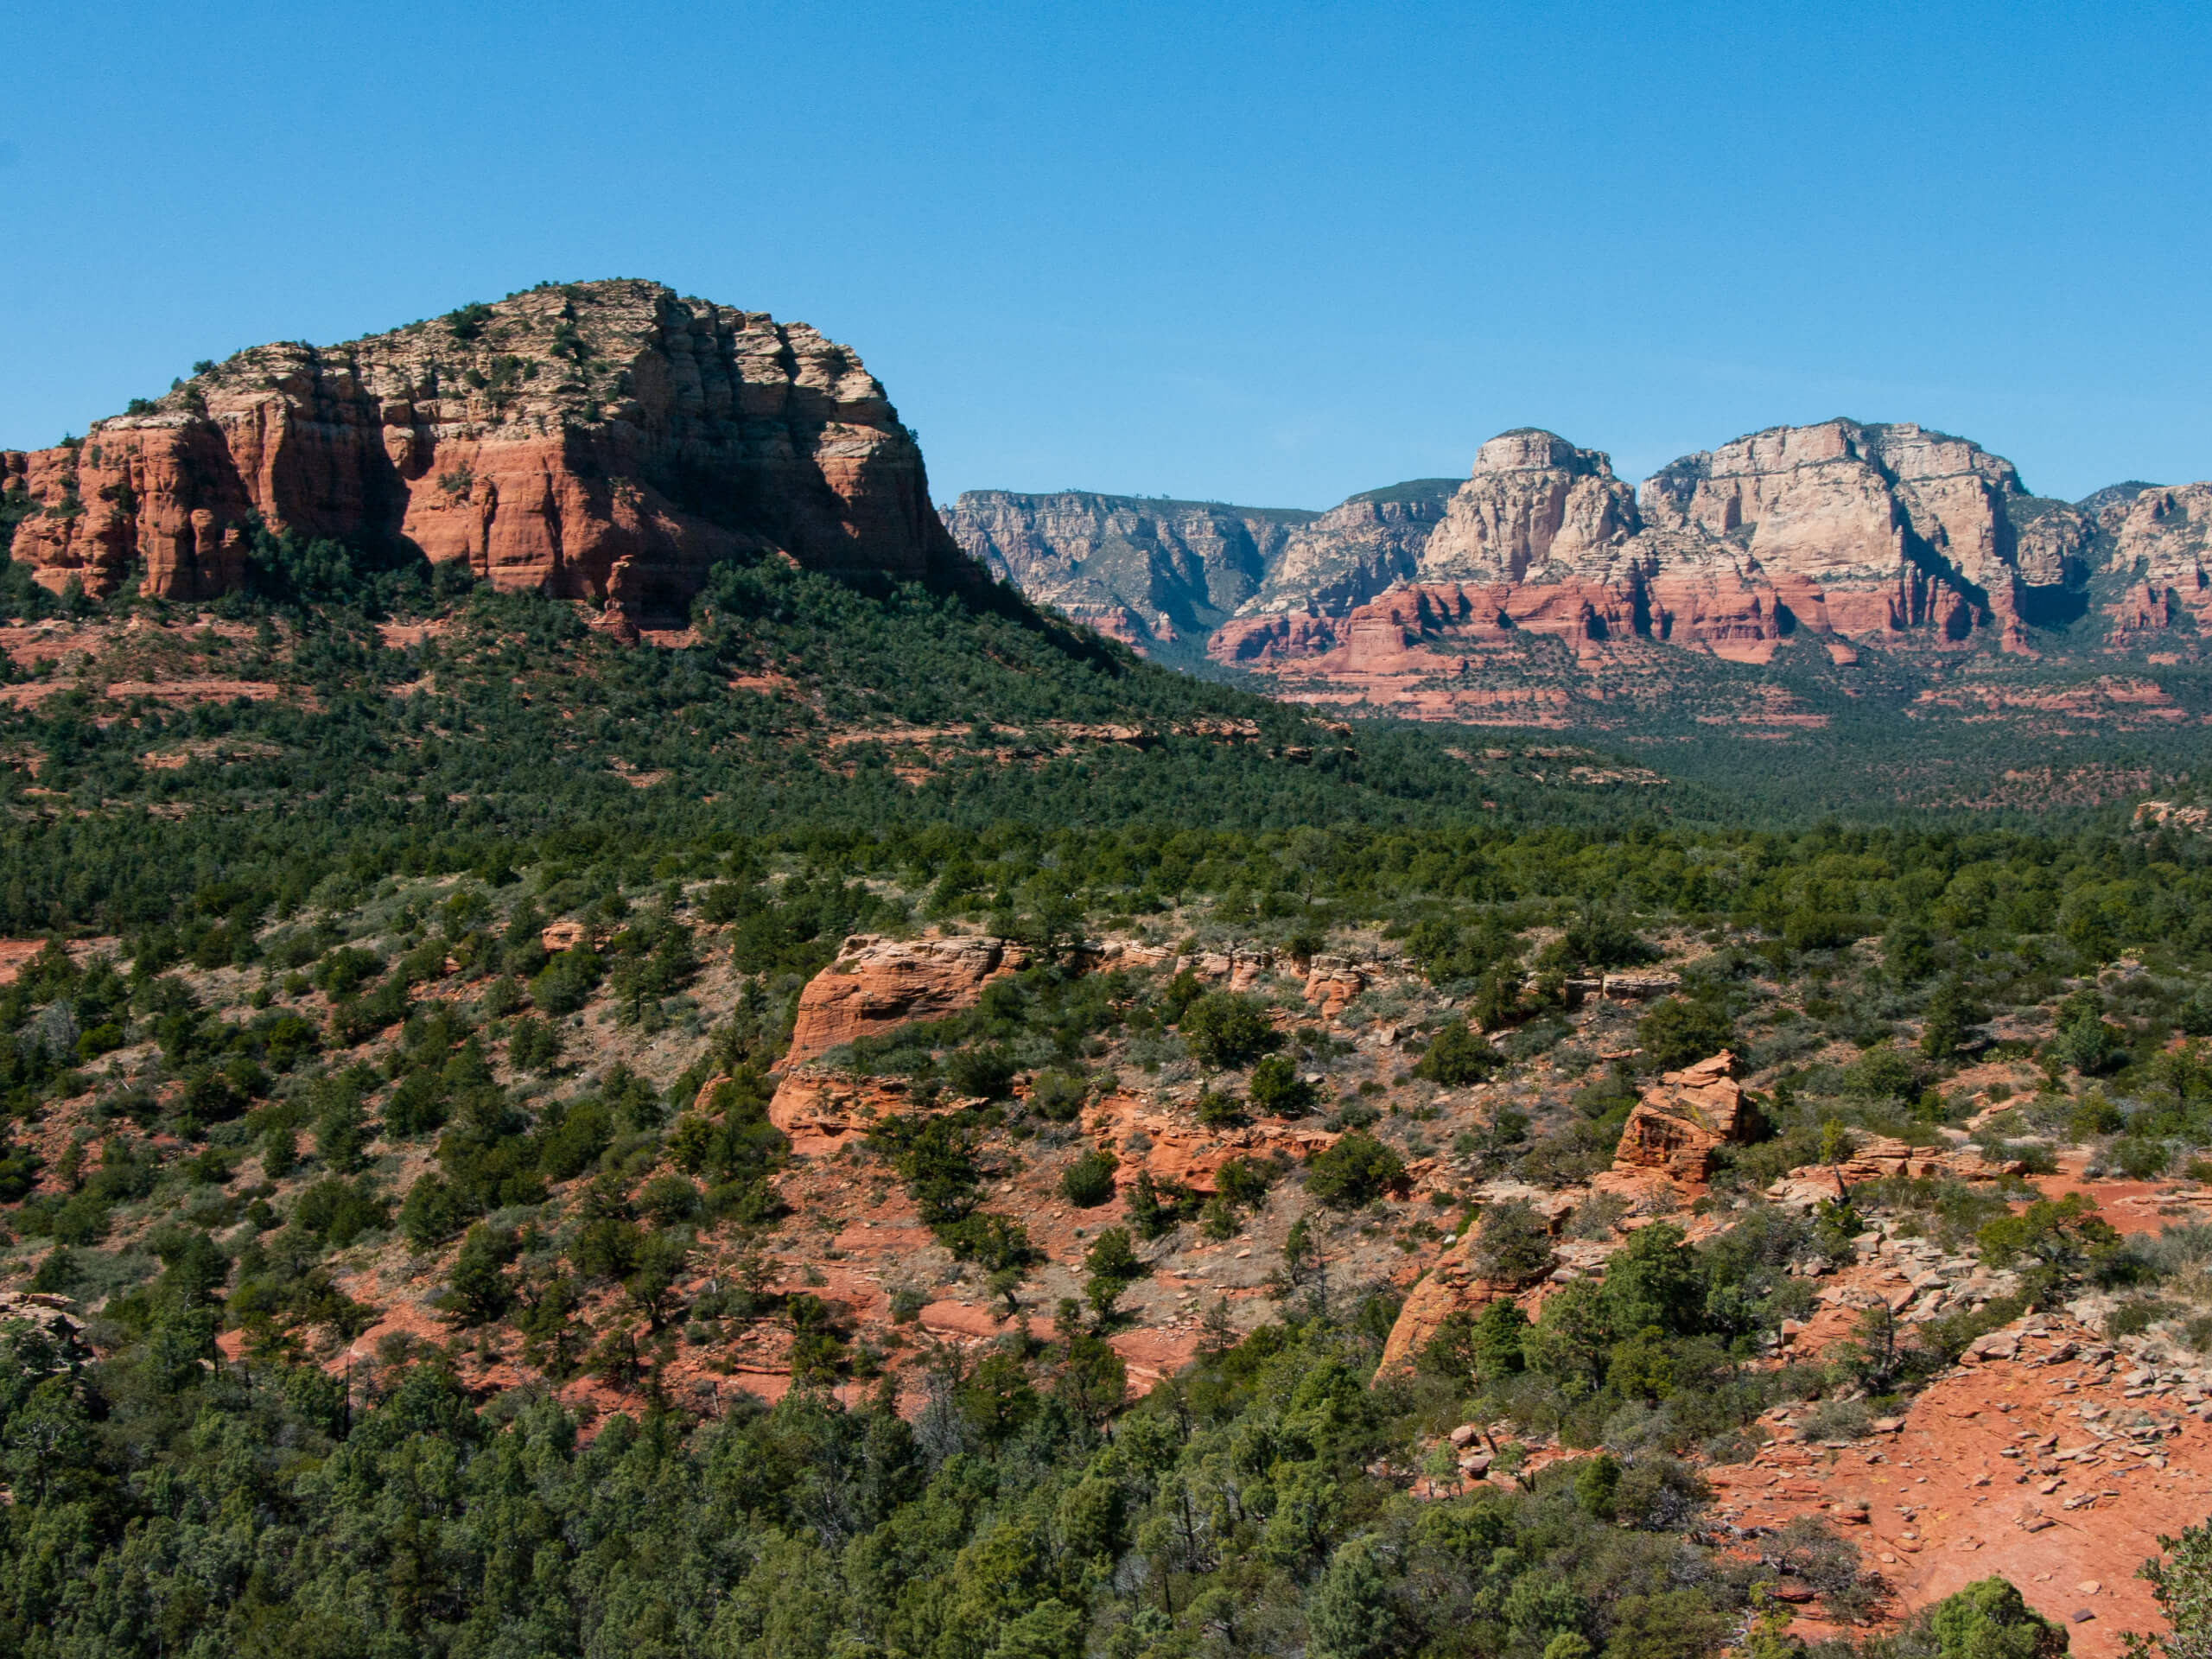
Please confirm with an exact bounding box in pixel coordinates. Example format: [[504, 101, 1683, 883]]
[[1085, 1093, 1336, 1198], [1611, 1052, 1752, 1185], [783, 934, 1021, 1068], [1301, 957, 1366, 1017], [1376, 1221, 1526, 1375]]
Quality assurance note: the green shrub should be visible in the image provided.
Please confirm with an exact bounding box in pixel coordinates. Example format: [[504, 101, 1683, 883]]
[[1914, 1577, 2065, 1659], [1060, 1149, 1118, 1208], [1637, 998, 1737, 1071], [945, 1043, 1017, 1100], [2113, 1136, 2171, 1179], [1414, 1021, 1502, 1084], [1474, 1198, 1554, 1283], [1248, 1053, 1318, 1115], [1029, 1068, 1087, 1121], [1178, 992, 1280, 1068], [2131, 1516, 2212, 1659], [1305, 1131, 1407, 1209], [529, 947, 602, 1016], [1843, 1046, 1923, 1103]]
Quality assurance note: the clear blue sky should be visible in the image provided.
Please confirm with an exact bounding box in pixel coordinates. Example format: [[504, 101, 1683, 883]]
[[3, 2, 2207, 508]]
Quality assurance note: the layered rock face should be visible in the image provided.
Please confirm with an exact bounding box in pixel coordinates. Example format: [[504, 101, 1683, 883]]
[[1243, 480, 1459, 613], [1637, 419, 2089, 645], [0, 280, 969, 613], [782, 934, 1020, 1068], [941, 480, 1457, 654], [1605, 1052, 1753, 1188], [1419, 429, 1642, 585], [2101, 482, 2212, 632], [941, 492, 1310, 649], [1206, 419, 2152, 697]]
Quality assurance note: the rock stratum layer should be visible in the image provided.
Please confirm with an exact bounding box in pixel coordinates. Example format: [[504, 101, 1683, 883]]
[[941, 480, 1457, 657], [0, 279, 969, 613], [950, 420, 2212, 710]]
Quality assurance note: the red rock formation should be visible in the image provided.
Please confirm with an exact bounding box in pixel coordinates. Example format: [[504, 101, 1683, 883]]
[[766, 1071, 928, 1158], [1, 280, 972, 615], [1301, 958, 1366, 1017], [2101, 482, 2212, 633], [1375, 1215, 1547, 1375], [1084, 1092, 1337, 1198], [1197, 420, 2132, 700], [1419, 429, 1642, 584], [1763, 1134, 2022, 1207], [782, 934, 1022, 1068], [1610, 1052, 1751, 1185]]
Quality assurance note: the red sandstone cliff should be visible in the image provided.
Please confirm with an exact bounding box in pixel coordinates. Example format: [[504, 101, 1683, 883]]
[[0, 280, 971, 614]]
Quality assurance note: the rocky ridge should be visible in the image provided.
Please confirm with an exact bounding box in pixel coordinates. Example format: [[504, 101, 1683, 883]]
[[940, 480, 1457, 658], [0, 279, 970, 616], [952, 420, 2212, 721]]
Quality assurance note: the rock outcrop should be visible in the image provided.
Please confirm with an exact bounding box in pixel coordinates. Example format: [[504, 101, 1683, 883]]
[[942, 492, 1313, 652], [1185, 419, 2212, 717], [2101, 482, 2212, 633], [1082, 1090, 1338, 1198], [942, 481, 1459, 658], [782, 934, 1021, 1068], [1376, 1223, 1533, 1376], [1419, 430, 1643, 585], [0, 280, 970, 614], [1608, 1052, 1753, 1185], [969, 420, 2212, 712], [1637, 419, 2088, 647]]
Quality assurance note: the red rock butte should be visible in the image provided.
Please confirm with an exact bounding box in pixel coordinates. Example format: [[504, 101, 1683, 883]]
[[0, 278, 973, 616]]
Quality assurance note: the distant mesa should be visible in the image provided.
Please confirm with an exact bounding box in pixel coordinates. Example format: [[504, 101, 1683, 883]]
[[948, 419, 2212, 689], [0, 279, 974, 618]]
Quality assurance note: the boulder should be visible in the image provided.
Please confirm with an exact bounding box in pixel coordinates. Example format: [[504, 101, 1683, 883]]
[[1301, 957, 1366, 1017], [1376, 1222, 1529, 1376], [1610, 1051, 1751, 1185], [1601, 969, 1681, 1000], [783, 934, 1021, 1068]]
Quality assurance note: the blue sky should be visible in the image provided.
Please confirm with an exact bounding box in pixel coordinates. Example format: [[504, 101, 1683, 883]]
[[3, 2, 2207, 507]]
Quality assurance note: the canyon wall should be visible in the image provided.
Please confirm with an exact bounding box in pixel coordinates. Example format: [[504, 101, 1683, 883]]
[[948, 417, 2212, 701], [0, 279, 971, 615], [941, 480, 1457, 653]]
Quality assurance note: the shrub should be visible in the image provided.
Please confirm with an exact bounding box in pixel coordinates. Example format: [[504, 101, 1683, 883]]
[[1913, 1577, 2065, 1659], [291, 1176, 388, 1247], [2130, 1517, 2212, 1659], [1414, 1021, 1502, 1085], [529, 947, 602, 1016], [1060, 1148, 1118, 1208], [1609, 1455, 1708, 1530], [1474, 1198, 1554, 1283], [1305, 1131, 1407, 1209], [945, 1043, 1017, 1100], [1560, 906, 1656, 969], [1029, 1068, 1087, 1122], [2113, 1136, 2171, 1179], [1194, 1087, 1248, 1128], [1179, 992, 1280, 1068], [1637, 999, 1736, 1071], [1843, 1046, 1923, 1103], [508, 1015, 563, 1072], [637, 1173, 703, 1225], [1248, 1053, 1317, 1115]]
